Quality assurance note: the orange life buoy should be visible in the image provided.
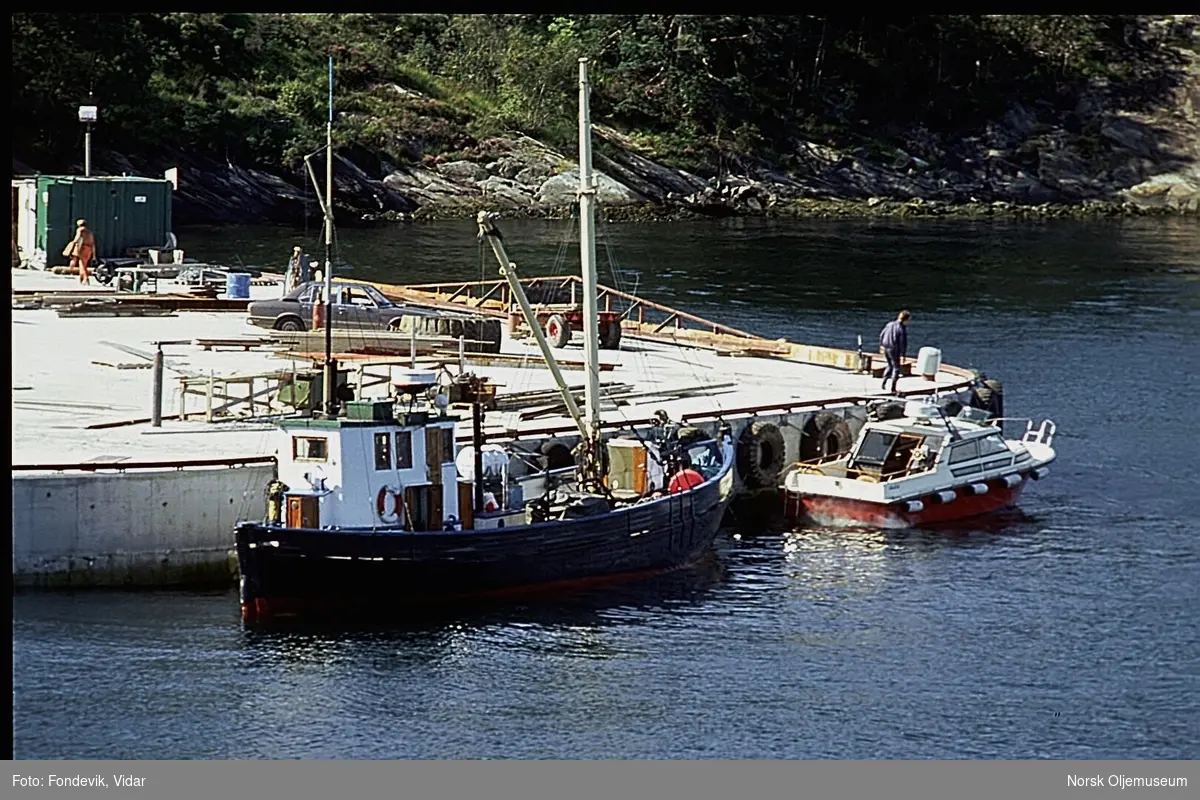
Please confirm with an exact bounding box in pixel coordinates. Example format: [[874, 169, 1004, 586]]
[[377, 485, 401, 523]]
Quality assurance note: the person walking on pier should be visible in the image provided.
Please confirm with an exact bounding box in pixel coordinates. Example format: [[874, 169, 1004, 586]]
[[64, 219, 95, 285], [286, 246, 314, 293], [878, 310, 911, 394]]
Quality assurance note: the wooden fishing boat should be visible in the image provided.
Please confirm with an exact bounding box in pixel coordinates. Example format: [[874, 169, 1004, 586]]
[[234, 58, 737, 622]]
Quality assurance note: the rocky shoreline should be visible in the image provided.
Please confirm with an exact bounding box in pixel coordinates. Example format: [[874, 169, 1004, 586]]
[[16, 20, 1198, 227]]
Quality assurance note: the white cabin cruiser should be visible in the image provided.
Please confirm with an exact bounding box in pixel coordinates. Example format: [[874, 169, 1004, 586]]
[[781, 400, 1056, 528]]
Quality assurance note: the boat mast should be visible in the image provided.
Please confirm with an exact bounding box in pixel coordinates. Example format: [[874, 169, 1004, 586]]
[[577, 57, 603, 491], [322, 55, 337, 418], [476, 213, 589, 443]]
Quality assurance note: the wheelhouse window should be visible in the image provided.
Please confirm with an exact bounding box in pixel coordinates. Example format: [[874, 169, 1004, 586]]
[[441, 427, 455, 463], [686, 440, 722, 479], [395, 431, 413, 469], [948, 440, 980, 464], [374, 432, 392, 470], [293, 436, 328, 461]]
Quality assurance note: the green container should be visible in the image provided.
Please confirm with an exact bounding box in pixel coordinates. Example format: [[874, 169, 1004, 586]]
[[344, 400, 396, 422], [35, 175, 173, 267]]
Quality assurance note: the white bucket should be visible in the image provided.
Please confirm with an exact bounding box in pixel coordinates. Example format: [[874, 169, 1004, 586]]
[[916, 346, 942, 379]]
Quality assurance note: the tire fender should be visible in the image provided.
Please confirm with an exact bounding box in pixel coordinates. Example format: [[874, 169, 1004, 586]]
[[736, 420, 787, 489]]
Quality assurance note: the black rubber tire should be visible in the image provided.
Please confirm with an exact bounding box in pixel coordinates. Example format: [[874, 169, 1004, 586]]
[[540, 438, 575, 471], [545, 314, 570, 348], [971, 379, 1004, 418], [800, 411, 854, 462], [938, 397, 964, 418], [736, 420, 787, 489], [677, 425, 708, 446], [983, 379, 1004, 418], [276, 317, 304, 332], [872, 401, 906, 422], [599, 319, 623, 350]]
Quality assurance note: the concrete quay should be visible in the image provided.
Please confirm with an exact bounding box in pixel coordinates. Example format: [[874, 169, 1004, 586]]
[[12, 268, 976, 587]]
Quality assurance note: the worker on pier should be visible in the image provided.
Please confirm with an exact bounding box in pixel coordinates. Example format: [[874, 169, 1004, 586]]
[[878, 310, 911, 394], [286, 246, 314, 292], [64, 219, 95, 284]]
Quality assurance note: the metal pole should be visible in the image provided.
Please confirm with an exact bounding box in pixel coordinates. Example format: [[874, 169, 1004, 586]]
[[84, 124, 92, 178], [206, 371, 214, 423], [409, 325, 416, 368], [151, 344, 163, 427], [577, 58, 602, 486], [472, 400, 485, 514], [322, 56, 336, 418], [458, 335, 465, 375]]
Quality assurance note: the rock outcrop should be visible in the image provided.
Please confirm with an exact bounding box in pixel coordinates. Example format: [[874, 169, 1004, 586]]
[[24, 17, 1196, 223]]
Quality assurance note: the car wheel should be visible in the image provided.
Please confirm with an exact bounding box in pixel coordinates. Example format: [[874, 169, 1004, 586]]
[[276, 318, 304, 332]]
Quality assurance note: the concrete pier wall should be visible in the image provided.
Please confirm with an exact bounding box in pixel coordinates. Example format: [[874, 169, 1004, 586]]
[[12, 463, 275, 588]]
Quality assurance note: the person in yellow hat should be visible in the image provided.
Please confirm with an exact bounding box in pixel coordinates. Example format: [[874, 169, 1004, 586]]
[[63, 219, 96, 284]]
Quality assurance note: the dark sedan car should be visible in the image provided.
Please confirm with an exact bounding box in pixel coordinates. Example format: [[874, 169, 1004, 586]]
[[247, 281, 415, 332], [246, 281, 504, 353]]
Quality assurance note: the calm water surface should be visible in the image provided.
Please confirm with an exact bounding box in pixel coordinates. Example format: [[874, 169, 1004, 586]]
[[14, 216, 1200, 759]]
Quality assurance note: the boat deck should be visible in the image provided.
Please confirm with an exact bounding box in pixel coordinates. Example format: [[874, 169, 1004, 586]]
[[11, 268, 973, 469]]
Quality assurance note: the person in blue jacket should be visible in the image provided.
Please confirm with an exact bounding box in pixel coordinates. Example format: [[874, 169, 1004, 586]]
[[878, 310, 911, 394]]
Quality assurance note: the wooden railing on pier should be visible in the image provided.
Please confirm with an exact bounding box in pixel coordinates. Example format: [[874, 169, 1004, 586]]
[[357, 275, 978, 382], [363, 275, 764, 345]]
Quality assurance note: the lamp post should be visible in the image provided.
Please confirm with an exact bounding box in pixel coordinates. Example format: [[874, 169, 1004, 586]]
[[78, 101, 98, 177]]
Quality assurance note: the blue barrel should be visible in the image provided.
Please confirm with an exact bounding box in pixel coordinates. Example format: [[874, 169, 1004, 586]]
[[225, 272, 251, 299]]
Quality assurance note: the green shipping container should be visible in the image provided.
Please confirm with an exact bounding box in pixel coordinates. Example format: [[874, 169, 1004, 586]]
[[35, 176, 173, 267]]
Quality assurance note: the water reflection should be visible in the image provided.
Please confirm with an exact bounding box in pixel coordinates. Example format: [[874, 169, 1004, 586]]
[[778, 509, 1043, 599], [239, 550, 729, 658]]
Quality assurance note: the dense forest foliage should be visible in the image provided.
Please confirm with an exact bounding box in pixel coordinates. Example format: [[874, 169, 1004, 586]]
[[11, 14, 1184, 176]]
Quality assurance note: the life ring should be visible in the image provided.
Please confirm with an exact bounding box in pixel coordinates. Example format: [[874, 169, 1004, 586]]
[[376, 485, 402, 523], [736, 420, 787, 489], [799, 412, 854, 462]]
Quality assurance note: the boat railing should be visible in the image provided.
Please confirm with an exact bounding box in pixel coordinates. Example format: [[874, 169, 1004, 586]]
[[783, 451, 851, 477], [368, 275, 763, 342], [987, 417, 1056, 447], [1023, 419, 1056, 447], [787, 447, 942, 483]]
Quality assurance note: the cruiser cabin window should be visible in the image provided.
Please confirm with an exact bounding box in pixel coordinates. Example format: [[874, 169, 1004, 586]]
[[978, 434, 1009, 458], [293, 436, 328, 462], [948, 440, 980, 464]]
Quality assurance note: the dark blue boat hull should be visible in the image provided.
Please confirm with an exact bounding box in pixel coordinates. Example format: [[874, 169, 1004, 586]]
[[236, 465, 734, 621]]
